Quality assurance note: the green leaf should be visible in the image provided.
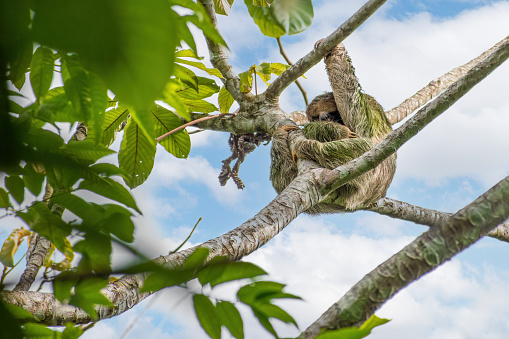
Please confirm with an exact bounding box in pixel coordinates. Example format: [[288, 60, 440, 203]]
[[74, 233, 112, 274], [174, 63, 199, 92], [216, 301, 244, 339], [32, 0, 178, 111], [162, 81, 191, 121], [129, 106, 156, 144], [62, 323, 83, 339], [23, 164, 45, 196], [213, 0, 235, 15], [245, 0, 285, 38], [8, 39, 32, 89], [245, 0, 313, 37], [5, 175, 25, 204], [267, 62, 289, 76], [183, 100, 219, 114], [51, 238, 74, 271], [175, 76, 220, 100], [218, 86, 235, 113], [3, 304, 34, 322], [141, 267, 194, 292], [50, 193, 99, 222], [198, 261, 267, 287], [69, 278, 112, 318], [270, 0, 313, 35], [22, 323, 60, 338], [174, 14, 197, 53], [37, 87, 78, 124], [0, 228, 31, 267], [90, 163, 130, 182], [315, 327, 371, 339], [175, 58, 223, 78], [184, 247, 210, 269], [60, 140, 115, 162], [152, 105, 191, 158], [102, 210, 135, 243], [29, 46, 55, 99], [53, 271, 77, 302], [85, 204, 135, 243], [175, 49, 201, 58], [252, 308, 277, 337], [18, 204, 71, 254], [238, 281, 300, 304], [89, 72, 108, 145], [359, 314, 391, 332], [61, 54, 91, 122], [193, 294, 221, 339], [98, 106, 129, 147], [253, 303, 297, 327], [0, 301, 23, 339], [239, 70, 253, 93], [78, 178, 141, 213], [0, 188, 12, 208], [118, 119, 157, 188]]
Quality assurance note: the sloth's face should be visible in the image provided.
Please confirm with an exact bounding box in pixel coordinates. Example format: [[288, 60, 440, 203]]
[[317, 110, 345, 125]]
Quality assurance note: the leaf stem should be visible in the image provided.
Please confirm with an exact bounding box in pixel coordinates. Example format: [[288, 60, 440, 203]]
[[156, 113, 236, 143]]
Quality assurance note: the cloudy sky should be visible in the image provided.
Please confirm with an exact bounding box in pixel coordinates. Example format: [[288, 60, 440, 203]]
[[2, 0, 509, 338], [89, 1, 508, 338]]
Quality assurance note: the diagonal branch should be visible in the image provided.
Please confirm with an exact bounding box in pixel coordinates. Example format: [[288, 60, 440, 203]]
[[300, 175, 509, 338], [366, 197, 509, 243], [386, 35, 509, 125], [263, 0, 388, 103], [198, 0, 253, 105]]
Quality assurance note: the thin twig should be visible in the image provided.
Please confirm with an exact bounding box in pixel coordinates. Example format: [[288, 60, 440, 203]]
[[276, 37, 309, 106], [171, 217, 202, 254], [156, 113, 235, 143]]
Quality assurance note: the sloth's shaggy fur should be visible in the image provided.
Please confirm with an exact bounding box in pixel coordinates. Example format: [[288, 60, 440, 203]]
[[270, 43, 396, 213]]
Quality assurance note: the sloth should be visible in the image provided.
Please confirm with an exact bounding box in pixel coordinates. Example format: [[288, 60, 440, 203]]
[[270, 42, 396, 214]]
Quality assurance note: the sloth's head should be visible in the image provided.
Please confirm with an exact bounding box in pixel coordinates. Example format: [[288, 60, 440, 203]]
[[306, 92, 345, 125]]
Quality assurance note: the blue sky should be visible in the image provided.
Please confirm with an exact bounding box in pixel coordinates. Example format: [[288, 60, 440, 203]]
[[2, 0, 509, 338]]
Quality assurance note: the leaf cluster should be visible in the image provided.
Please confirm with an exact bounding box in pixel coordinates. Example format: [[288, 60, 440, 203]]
[[142, 247, 301, 339]]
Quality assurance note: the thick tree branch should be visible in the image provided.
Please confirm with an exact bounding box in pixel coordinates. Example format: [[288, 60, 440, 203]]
[[367, 197, 509, 243], [319, 36, 509, 192], [386, 35, 509, 125], [198, 0, 253, 105], [1, 171, 325, 324], [300, 175, 509, 338], [263, 0, 388, 103], [190, 104, 294, 135]]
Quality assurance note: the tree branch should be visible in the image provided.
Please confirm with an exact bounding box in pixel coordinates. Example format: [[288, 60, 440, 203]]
[[386, 35, 509, 125], [262, 0, 388, 103], [300, 175, 509, 338], [1, 171, 323, 324], [198, 0, 253, 105], [367, 197, 509, 243]]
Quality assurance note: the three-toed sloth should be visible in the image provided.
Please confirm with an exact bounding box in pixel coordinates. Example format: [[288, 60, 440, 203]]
[[270, 42, 396, 213]]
